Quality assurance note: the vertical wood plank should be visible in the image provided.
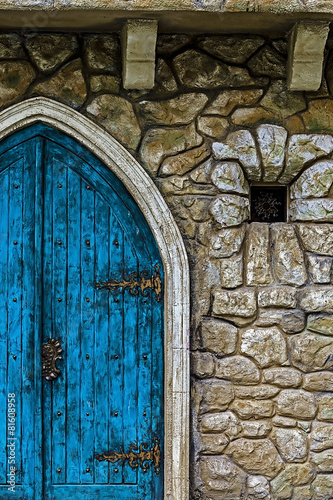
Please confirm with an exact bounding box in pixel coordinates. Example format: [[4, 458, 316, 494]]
[[94, 196, 110, 485], [0, 166, 9, 485], [7, 160, 23, 486], [122, 237, 139, 486], [107, 214, 124, 485], [66, 167, 82, 484], [80, 180, 95, 484], [42, 139, 56, 493], [137, 261, 153, 499], [49, 152, 68, 486]]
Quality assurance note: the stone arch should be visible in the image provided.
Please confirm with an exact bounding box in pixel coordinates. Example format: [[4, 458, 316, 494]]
[[0, 96, 190, 500]]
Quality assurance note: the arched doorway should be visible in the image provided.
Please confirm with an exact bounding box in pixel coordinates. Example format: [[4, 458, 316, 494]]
[[0, 99, 190, 500]]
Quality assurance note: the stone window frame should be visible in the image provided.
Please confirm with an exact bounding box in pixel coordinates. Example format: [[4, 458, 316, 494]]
[[0, 96, 190, 500]]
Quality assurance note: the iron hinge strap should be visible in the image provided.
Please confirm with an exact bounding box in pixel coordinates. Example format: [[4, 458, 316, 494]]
[[95, 264, 162, 302], [95, 437, 161, 475]]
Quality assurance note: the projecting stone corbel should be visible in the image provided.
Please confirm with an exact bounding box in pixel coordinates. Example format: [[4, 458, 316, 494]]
[[287, 21, 330, 92], [121, 19, 158, 90]]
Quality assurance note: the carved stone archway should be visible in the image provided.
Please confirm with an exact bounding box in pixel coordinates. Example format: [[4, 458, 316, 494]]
[[0, 97, 190, 500]]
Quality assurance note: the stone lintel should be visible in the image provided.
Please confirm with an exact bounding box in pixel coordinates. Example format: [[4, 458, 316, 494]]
[[287, 21, 330, 91], [121, 19, 158, 90]]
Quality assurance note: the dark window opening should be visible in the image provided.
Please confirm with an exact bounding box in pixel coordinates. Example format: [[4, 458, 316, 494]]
[[250, 186, 287, 223]]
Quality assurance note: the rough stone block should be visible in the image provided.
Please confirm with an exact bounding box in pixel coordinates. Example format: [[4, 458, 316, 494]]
[[225, 438, 283, 478], [214, 253, 243, 289], [26, 33, 78, 73], [296, 223, 333, 256], [271, 427, 308, 462], [83, 34, 120, 72], [308, 254, 332, 284], [271, 223, 307, 286], [213, 289, 256, 318], [256, 124, 287, 182], [86, 94, 141, 150], [230, 399, 274, 419], [212, 130, 261, 181], [211, 161, 249, 195], [290, 160, 333, 200], [246, 475, 271, 500], [290, 331, 333, 372], [199, 433, 229, 455], [245, 223, 272, 285], [303, 372, 333, 392], [199, 318, 238, 355], [256, 308, 306, 333], [209, 194, 249, 228], [198, 223, 246, 258], [310, 449, 333, 472], [0, 61, 36, 107], [275, 389, 317, 419], [258, 286, 297, 308], [204, 88, 263, 116], [318, 395, 333, 422], [281, 134, 333, 184], [241, 327, 287, 367], [200, 411, 240, 439], [310, 423, 333, 452], [273, 416, 297, 428], [215, 355, 260, 385], [199, 456, 247, 499], [290, 199, 333, 222], [234, 385, 280, 400], [139, 123, 202, 175], [263, 367, 302, 388], [173, 49, 261, 90], [139, 93, 208, 126], [194, 379, 235, 413], [307, 313, 333, 336], [197, 116, 228, 140], [191, 352, 215, 378], [300, 287, 333, 312], [240, 420, 272, 438]]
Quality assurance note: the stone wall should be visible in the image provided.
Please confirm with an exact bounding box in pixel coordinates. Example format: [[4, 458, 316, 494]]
[[1, 31, 333, 499]]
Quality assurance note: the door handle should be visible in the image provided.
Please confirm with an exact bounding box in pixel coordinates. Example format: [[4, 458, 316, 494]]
[[42, 339, 63, 381]]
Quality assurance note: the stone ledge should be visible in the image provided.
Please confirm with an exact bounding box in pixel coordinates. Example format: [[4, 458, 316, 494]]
[[1, 6, 333, 32]]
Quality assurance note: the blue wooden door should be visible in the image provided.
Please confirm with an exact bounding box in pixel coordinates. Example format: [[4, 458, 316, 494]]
[[0, 124, 164, 500]]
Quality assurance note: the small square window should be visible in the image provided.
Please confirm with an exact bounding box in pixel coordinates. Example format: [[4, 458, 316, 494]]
[[250, 186, 287, 223]]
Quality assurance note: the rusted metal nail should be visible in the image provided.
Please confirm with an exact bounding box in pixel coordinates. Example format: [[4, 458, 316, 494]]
[[57, 468, 62, 473], [58, 184, 62, 189], [58, 298, 62, 302], [85, 240, 90, 246], [114, 468, 119, 473], [86, 297, 90, 302], [114, 412, 118, 417], [143, 355, 148, 360], [13, 298, 17, 302], [13, 355, 17, 360], [86, 354, 90, 359], [57, 411, 62, 416], [13, 241, 18, 245], [86, 468, 90, 473]]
